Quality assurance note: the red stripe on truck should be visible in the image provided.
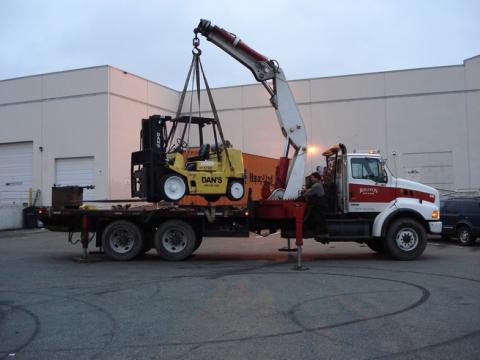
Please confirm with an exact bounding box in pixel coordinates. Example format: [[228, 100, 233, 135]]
[[348, 184, 435, 203]]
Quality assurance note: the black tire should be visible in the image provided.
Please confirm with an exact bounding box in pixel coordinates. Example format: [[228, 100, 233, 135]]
[[154, 220, 196, 261], [366, 239, 386, 254], [226, 180, 244, 201], [160, 173, 187, 202], [102, 220, 144, 261], [456, 226, 474, 246], [385, 218, 427, 260]]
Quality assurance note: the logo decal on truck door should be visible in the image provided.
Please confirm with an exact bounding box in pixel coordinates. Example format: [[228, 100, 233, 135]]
[[359, 187, 378, 195]]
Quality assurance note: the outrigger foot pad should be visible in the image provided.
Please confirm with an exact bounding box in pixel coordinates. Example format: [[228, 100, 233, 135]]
[[72, 253, 103, 263], [292, 265, 309, 271]]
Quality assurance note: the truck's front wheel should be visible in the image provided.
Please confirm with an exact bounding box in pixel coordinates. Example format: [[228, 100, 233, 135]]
[[385, 218, 427, 260], [102, 220, 144, 261], [154, 220, 196, 261]]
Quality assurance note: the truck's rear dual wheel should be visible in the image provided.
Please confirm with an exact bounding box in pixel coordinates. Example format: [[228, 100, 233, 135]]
[[385, 218, 427, 260], [154, 220, 196, 261], [102, 220, 145, 261]]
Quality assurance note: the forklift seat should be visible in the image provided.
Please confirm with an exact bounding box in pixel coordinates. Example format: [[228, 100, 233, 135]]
[[186, 144, 211, 171], [198, 143, 210, 160]]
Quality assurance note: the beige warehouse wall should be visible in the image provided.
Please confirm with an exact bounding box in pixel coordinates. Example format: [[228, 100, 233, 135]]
[[41, 95, 108, 204], [0, 103, 42, 204], [0, 65, 181, 205], [177, 57, 479, 192], [2, 56, 479, 208], [385, 93, 468, 190], [0, 67, 109, 206], [464, 56, 480, 189], [107, 67, 178, 199]]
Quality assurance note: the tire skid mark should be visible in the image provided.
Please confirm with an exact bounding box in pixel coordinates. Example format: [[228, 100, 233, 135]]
[[310, 264, 480, 284], [286, 289, 405, 331], [173, 259, 291, 280], [0, 289, 118, 359], [282, 283, 395, 357], [2, 263, 480, 356], [3, 271, 432, 354], [0, 303, 41, 360]]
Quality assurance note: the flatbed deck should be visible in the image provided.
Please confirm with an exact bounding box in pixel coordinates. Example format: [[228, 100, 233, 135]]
[[38, 204, 250, 238]]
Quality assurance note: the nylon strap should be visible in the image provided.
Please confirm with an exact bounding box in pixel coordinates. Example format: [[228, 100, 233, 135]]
[[198, 57, 232, 169], [168, 54, 196, 147]]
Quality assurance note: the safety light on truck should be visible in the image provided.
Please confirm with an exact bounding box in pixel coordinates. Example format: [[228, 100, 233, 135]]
[[432, 210, 439, 219]]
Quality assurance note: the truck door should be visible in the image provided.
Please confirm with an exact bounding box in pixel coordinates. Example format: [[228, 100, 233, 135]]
[[440, 200, 460, 235], [348, 156, 394, 212]]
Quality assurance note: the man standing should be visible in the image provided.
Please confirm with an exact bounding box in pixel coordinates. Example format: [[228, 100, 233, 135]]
[[302, 172, 328, 239]]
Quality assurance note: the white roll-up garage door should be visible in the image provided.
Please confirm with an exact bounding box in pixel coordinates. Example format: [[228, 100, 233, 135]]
[[0, 142, 33, 205], [55, 157, 95, 200]]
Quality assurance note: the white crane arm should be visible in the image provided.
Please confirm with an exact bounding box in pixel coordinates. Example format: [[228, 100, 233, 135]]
[[195, 19, 307, 199]]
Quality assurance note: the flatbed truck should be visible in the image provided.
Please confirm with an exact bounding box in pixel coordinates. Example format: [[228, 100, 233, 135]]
[[35, 20, 442, 266]]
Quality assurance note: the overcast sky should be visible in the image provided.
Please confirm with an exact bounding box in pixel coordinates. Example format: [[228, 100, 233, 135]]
[[1, 0, 479, 89]]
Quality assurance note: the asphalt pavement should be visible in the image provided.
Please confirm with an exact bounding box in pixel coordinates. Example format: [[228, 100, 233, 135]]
[[0, 229, 479, 359]]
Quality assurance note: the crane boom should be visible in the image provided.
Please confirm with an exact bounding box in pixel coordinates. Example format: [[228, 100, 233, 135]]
[[195, 19, 307, 199]]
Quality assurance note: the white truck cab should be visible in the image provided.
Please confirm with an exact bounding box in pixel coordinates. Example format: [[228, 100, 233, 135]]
[[318, 144, 442, 260]]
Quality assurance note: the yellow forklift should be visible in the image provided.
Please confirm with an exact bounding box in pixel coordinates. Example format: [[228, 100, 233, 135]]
[[131, 114, 244, 202]]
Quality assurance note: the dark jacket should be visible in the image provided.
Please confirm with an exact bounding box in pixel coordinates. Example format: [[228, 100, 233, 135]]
[[303, 182, 325, 206]]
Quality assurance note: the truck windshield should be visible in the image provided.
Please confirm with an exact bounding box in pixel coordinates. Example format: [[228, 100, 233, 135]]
[[351, 157, 387, 183]]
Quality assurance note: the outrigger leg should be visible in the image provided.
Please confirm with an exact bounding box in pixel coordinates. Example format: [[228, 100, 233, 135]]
[[293, 202, 308, 271], [278, 237, 297, 252]]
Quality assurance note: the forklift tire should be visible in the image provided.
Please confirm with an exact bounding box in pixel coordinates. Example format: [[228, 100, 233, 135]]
[[385, 218, 427, 260], [366, 239, 386, 254], [160, 174, 187, 202], [154, 220, 196, 261], [226, 180, 244, 201], [102, 220, 144, 261]]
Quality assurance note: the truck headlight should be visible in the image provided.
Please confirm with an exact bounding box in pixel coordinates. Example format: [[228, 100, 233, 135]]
[[432, 210, 439, 219]]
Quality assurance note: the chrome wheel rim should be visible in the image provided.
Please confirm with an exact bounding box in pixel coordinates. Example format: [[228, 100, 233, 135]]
[[164, 175, 186, 201], [458, 229, 470, 243], [229, 182, 244, 199], [395, 228, 419, 251], [110, 228, 135, 254], [162, 229, 187, 253]]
